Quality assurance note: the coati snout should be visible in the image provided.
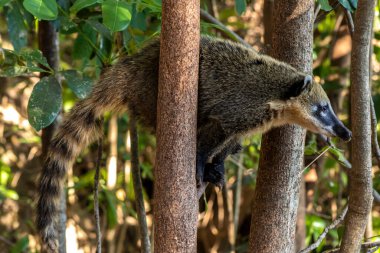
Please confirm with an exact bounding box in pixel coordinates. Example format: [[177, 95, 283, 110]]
[[277, 75, 352, 142]]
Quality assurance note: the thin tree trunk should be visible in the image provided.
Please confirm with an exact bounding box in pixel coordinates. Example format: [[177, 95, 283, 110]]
[[38, 21, 66, 253], [130, 115, 151, 253], [106, 115, 117, 253], [296, 179, 306, 251], [153, 1, 200, 252], [248, 1, 314, 252], [340, 1, 375, 252]]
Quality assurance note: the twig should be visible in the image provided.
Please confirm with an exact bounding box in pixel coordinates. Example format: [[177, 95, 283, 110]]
[[343, 8, 354, 37], [373, 189, 380, 203], [198, 182, 208, 199], [298, 206, 348, 253], [314, 0, 341, 25], [94, 138, 103, 253], [314, 3, 321, 23], [324, 240, 380, 253], [299, 146, 331, 177], [0, 235, 14, 246], [370, 86, 380, 168], [130, 114, 151, 253], [233, 154, 244, 248], [200, 9, 250, 47], [368, 245, 380, 253]]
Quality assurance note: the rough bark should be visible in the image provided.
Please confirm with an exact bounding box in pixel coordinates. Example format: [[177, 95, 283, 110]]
[[340, 1, 375, 252], [38, 21, 66, 253], [248, 1, 314, 252], [153, 1, 200, 252]]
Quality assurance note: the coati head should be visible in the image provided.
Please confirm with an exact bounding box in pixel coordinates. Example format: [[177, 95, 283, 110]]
[[269, 75, 352, 142]]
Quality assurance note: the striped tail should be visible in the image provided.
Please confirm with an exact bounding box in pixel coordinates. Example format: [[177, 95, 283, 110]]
[[36, 96, 106, 251], [34, 65, 132, 252]]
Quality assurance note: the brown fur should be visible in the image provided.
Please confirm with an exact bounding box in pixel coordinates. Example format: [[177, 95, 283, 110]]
[[36, 36, 346, 251]]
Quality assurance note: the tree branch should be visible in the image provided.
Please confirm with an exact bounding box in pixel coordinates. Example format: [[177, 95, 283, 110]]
[[343, 8, 354, 37], [94, 138, 103, 253], [373, 189, 380, 203], [200, 9, 250, 47], [130, 115, 151, 253], [298, 206, 348, 253], [323, 240, 380, 252]]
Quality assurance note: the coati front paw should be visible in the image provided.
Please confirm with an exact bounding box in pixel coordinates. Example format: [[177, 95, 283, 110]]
[[203, 163, 225, 189]]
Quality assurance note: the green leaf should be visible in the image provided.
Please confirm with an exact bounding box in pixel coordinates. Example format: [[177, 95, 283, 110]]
[[70, 0, 99, 14], [58, 16, 78, 34], [0, 162, 11, 185], [73, 23, 97, 59], [86, 19, 112, 40], [23, 0, 58, 20], [0, 48, 18, 66], [61, 70, 93, 99], [235, 0, 246, 15], [0, 0, 12, 7], [318, 0, 333, 11], [5, 3, 28, 51], [0, 185, 19, 200], [10, 236, 29, 253], [102, 0, 131, 32], [338, 0, 357, 12], [20, 49, 51, 70], [27, 76, 62, 131], [328, 146, 352, 169], [131, 8, 147, 31], [104, 189, 117, 228]]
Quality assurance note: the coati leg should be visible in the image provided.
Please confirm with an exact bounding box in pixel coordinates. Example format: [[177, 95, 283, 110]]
[[196, 118, 239, 187], [203, 138, 242, 188]]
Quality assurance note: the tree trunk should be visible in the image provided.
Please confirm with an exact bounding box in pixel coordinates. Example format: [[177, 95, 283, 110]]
[[340, 1, 375, 252], [153, 1, 200, 252], [38, 21, 66, 253], [248, 1, 314, 252]]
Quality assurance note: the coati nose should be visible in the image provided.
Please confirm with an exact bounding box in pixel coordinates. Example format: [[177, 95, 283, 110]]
[[333, 124, 352, 142]]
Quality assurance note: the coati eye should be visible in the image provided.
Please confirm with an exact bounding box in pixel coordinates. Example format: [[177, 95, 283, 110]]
[[321, 105, 327, 112]]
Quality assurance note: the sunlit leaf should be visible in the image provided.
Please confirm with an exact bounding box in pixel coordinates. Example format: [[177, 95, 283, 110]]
[[23, 0, 58, 20], [102, 0, 132, 32], [0, 162, 11, 185], [0, 185, 19, 200], [61, 70, 93, 99], [27, 76, 62, 131]]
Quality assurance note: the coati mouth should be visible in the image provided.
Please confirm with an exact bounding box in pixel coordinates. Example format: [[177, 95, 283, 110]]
[[322, 125, 352, 142]]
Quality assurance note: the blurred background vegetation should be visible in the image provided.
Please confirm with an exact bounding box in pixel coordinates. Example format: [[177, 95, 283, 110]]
[[0, 0, 379, 252]]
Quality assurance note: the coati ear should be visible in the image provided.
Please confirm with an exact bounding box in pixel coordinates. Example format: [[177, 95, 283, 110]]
[[286, 75, 313, 99]]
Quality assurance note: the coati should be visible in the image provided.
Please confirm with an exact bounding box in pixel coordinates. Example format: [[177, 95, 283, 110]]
[[36, 36, 351, 251]]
